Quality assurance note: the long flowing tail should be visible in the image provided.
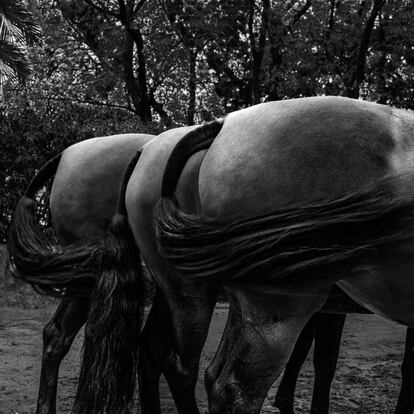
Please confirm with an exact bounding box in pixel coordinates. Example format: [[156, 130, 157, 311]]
[[73, 150, 145, 414], [154, 119, 224, 278], [155, 126, 414, 285], [7, 153, 96, 296]]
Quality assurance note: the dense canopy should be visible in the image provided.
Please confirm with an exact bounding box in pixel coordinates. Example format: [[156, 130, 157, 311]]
[[1, 0, 414, 240]]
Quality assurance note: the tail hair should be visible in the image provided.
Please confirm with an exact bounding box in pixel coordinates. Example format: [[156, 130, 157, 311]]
[[8, 153, 97, 296], [9, 196, 98, 296], [155, 175, 414, 284], [162, 119, 224, 197], [73, 150, 144, 414], [73, 212, 144, 413]]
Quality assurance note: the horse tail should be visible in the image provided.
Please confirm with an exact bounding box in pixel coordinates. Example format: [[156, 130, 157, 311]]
[[156, 138, 414, 284], [7, 153, 82, 296], [8, 150, 117, 297], [160, 119, 224, 198], [73, 150, 145, 414], [154, 118, 224, 274]]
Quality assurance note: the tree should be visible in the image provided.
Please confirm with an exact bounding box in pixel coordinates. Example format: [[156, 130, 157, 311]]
[[2, 0, 414, 240], [0, 0, 41, 84], [51, 0, 175, 124]]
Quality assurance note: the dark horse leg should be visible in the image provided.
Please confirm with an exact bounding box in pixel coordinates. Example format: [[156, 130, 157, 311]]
[[36, 297, 89, 414], [395, 327, 414, 414], [138, 288, 172, 414], [139, 286, 219, 414], [204, 289, 242, 406], [140, 287, 239, 414], [163, 287, 219, 414], [310, 313, 346, 414], [207, 286, 329, 414], [273, 313, 346, 414], [273, 315, 315, 414]]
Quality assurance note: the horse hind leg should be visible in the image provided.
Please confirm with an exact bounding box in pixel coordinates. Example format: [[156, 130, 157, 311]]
[[204, 289, 242, 405], [209, 287, 329, 414], [209, 312, 308, 414], [273, 315, 315, 414], [162, 285, 219, 414], [139, 285, 218, 414], [395, 327, 414, 414], [138, 288, 171, 414], [36, 297, 89, 414], [310, 313, 346, 414]]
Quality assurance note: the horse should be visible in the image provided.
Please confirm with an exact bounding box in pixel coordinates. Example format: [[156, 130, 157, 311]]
[[9, 125, 219, 414], [9, 138, 413, 414], [8, 132, 153, 414], [9, 96, 414, 413], [274, 294, 414, 414], [153, 96, 414, 413], [10, 122, 231, 414]]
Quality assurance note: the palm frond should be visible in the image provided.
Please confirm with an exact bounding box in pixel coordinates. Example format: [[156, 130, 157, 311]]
[[0, 0, 42, 46], [0, 0, 42, 84], [0, 38, 30, 82]]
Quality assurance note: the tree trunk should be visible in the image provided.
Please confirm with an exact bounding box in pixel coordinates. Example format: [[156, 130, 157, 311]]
[[130, 27, 152, 123], [187, 50, 197, 125], [346, 0, 386, 98], [122, 31, 152, 122], [376, 11, 388, 104], [248, 0, 269, 104]]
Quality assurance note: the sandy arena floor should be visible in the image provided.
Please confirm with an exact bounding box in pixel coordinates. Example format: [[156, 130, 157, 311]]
[[0, 302, 407, 414]]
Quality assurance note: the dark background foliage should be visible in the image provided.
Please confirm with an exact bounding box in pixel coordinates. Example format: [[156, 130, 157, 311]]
[[1, 0, 414, 241]]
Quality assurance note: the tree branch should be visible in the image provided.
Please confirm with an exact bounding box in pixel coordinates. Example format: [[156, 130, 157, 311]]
[[354, 0, 385, 86], [286, 0, 312, 34], [249, 0, 270, 103], [82, 0, 120, 21], [134, 0, 147, 14], [117, 0, 128, 22], [149, 92, 173, 127], [248, 0, 256, 53], [292, 0, 312, 25], [38, 95, 133, 112], [206, 51, 243, 86], [258, 0, 269, 56], [325, 0, 336, 40], [343, 0, 385, 97]]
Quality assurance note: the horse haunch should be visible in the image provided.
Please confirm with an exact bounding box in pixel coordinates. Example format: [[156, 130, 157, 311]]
[[152, 97, 414, 413]]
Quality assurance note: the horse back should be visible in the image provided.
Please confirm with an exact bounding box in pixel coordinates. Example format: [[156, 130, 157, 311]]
[[199, 96, 410, 219], [51, 133, 153, 242]]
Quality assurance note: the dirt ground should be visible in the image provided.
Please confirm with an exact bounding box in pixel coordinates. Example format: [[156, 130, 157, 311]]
[[0, 301, 407, 414], [0, 246, 408, 414]]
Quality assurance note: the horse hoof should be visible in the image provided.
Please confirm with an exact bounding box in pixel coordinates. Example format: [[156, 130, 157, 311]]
[[273, 396, 295, 414]]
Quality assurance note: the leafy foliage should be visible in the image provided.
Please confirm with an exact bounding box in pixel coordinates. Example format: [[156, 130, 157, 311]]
[[0, 0, 42, 83], [0, 86, 160, 241], [1, 0, 414, 241]]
